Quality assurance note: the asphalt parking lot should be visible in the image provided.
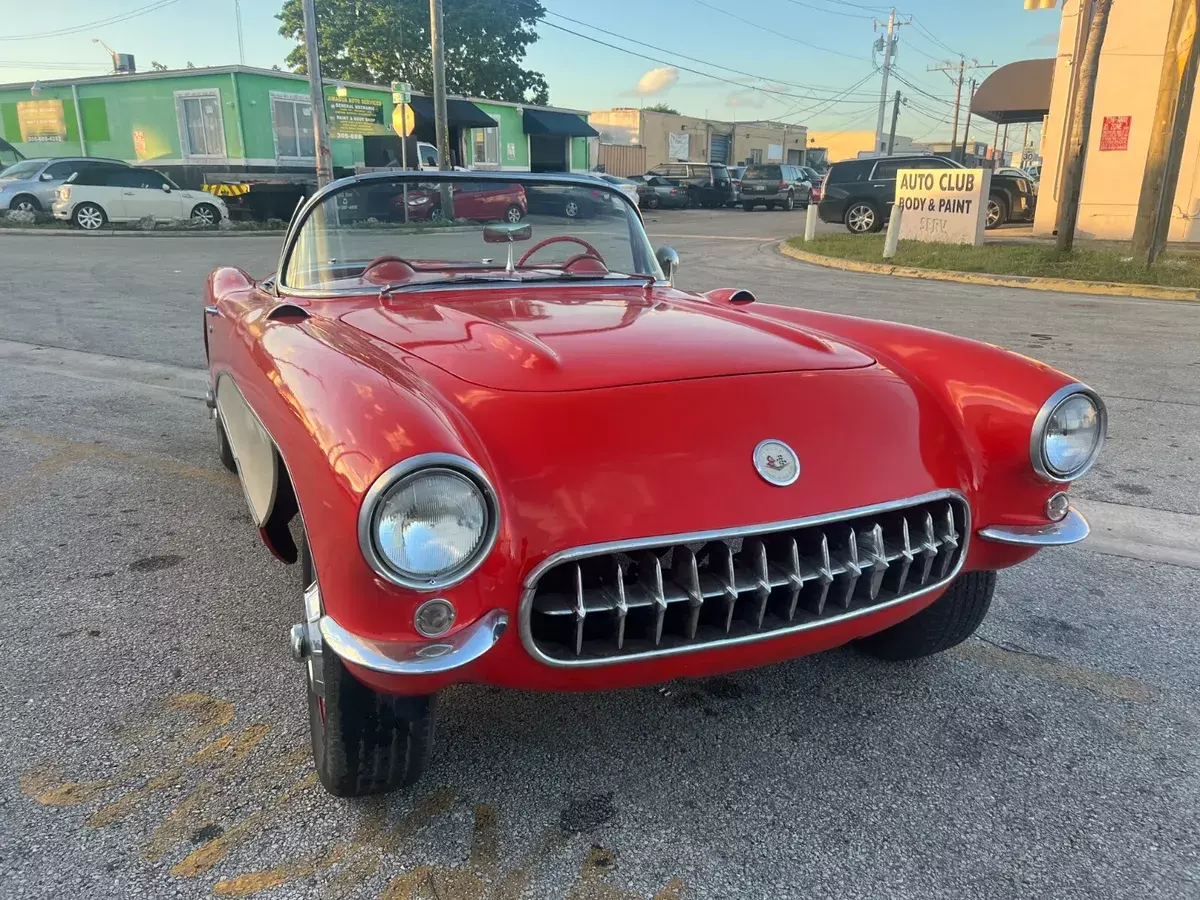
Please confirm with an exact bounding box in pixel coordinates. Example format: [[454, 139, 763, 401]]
[[1, 206, 1197, 900]]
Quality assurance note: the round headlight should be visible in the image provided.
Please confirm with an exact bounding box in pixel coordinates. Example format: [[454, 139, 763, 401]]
[[359, 455, 498, 590], [1032, 386, 1106, 481]]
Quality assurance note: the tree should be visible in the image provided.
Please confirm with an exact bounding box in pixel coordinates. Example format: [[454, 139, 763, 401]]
[[276, 0, 549, 105], [643, 103, 679, 115], [150, 60, 168, 71]]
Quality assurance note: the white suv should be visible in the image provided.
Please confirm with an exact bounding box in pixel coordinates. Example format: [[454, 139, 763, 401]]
[[53, 166, 228, 229]]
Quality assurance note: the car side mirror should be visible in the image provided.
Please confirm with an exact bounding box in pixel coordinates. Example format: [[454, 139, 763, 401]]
[[656, 246, 679, 283], [40, 172, 54, 181], [162, 183, 172, 193], [483, 222, 531, 244]]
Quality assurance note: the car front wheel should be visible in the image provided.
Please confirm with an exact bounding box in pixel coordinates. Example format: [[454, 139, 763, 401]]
[[191, 203, 221, 227], [300, 533, 436, 796], [73, 202, 107, 231], [858, 571, 996, 660], [504, 204, 524, 223], [563, 200, 580, 218], [845, 201, 880, 234]]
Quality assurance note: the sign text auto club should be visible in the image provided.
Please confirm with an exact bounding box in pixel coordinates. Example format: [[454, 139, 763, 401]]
[[895, 170, 978, 216]]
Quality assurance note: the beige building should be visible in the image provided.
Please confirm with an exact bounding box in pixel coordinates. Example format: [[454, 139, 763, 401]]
[[590, 108, 808, 172], [807, 130, 917, 164], [1036, 0, 1200, 241]]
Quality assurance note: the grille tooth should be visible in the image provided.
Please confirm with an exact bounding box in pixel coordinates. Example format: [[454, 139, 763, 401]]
[[740, 538, 771, 628], [800, 533, 835, 616], [858, 523, 889, 601], [610, 558, 628, 651], [831, 526, 862, 609], [571, 564, 586, 656], [637, 551, 668, 646], [526, 495, 969, 663], [917, 511, 939, 584], [669, 545, 704, 640]]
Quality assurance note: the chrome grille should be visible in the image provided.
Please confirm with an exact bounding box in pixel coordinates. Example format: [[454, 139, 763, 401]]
[[521, 492, 969, 666]]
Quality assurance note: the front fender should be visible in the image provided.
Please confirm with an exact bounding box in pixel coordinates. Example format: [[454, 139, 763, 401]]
[[756, 305, 1082, 532]]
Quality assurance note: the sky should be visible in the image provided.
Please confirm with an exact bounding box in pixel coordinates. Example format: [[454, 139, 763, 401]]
[[0, 0, 1061, 146]]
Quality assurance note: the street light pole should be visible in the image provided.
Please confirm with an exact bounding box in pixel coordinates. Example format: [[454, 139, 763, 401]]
[[302, 0, 334, 188]]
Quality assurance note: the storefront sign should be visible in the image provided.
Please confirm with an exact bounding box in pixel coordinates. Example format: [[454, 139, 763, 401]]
[[326, 96, 386, 139], [667, 131, 690, 160], [17, 100, 66, 142], [1099, 115, 1131, 151], [895, 167, 990, 245], [767, 143, 783, 161]]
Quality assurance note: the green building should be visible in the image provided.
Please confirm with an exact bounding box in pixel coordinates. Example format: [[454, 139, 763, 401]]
[[0, 65, 597, 217]]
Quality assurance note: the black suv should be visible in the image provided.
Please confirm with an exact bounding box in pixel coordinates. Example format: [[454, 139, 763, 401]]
[[647, 162, 734, 208], [817, 155, 1036, 233]]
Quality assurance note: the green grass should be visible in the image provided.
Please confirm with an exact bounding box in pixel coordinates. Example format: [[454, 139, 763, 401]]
[[788, 233, 1200, 289]]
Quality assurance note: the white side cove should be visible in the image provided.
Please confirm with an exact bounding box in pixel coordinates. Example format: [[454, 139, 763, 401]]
[[215, 373, 278, 527]]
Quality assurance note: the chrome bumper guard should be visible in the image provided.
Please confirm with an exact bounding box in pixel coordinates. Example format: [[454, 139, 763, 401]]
[[318, 609, 508, 676], [978, 507, 1090, 546]]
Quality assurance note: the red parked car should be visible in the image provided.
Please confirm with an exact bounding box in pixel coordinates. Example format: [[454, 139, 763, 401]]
[[393, 180, 526, 223], [204, 172, 1105, 797]]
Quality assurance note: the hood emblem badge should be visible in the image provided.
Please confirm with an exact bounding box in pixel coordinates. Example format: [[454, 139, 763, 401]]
[[754, 440, 800, 486]]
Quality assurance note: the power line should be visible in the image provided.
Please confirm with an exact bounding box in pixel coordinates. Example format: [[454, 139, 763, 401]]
[[777, 70, 881, 121], [689, 0, 867, 60], [907, 17, 964, 58], [779, 0, 874, 20], [536, 9, 881, 103], [0, 0, 185, 42]]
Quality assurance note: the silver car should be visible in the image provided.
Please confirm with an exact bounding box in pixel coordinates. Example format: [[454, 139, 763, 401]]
[[0, 156, 128, 214]]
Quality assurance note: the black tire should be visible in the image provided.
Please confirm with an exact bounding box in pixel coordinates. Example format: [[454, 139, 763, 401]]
[[73, 202, 107, 231], [766, 202, 777, 211], [783, 192, 795, 211], [9, 194, 40, 214], [645, 193, 660, 210], [503, 204, 524, 223], [858, 571, 997, 661], [986, 195, 1008, 230], [215, 416, 236, 473], [301, 534, 435, 796], [743, 201, 755, 212], [845, 201, 881, 234], [191, 203, 221, 227]]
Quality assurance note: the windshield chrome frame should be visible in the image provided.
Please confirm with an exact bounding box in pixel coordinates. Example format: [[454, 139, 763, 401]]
[[276, 170, 665, 298]]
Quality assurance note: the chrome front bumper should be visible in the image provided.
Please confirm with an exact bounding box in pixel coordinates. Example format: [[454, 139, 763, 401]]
[[978, 507, 1090, 546]]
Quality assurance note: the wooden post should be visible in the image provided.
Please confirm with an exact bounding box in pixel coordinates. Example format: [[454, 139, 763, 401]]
[[302, 0, 333, 188], [1131, 0, 1200, 264], [1056, 0, 1114, 252]]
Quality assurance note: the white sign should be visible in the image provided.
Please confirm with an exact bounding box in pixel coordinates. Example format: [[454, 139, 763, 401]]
[[506, 141, 516, 160], [895, 167, 991, 245], [767, 143, 783, 161], [667, 131, 690, 160]]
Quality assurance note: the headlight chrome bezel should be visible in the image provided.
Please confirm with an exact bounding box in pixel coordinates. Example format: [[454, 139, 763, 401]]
[[358, 453, 500, 592], [1030, 384, 1107, 483]]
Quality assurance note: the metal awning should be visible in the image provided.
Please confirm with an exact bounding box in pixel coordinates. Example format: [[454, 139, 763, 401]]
[[970, 58, 1055, 125], [522, 108, 599, 137], [407, 96, 497, 129]]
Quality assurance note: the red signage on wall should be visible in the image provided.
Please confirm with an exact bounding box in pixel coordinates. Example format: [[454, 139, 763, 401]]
[[1099, 116, 1131, 151]]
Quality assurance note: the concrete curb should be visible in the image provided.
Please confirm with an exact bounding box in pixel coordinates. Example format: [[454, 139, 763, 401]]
[[779, 241, 1200, 303], [0, 227, 286, 238]]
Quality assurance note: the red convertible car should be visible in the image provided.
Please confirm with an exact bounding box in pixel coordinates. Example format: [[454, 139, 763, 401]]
[[391, 181, 526, 223], [204, 172, 1105, 797]]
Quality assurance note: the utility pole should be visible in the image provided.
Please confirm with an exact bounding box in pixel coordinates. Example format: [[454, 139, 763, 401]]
[[960, 79, 977, 162], [429, 0, 451, 170], [887, 90, 902, 155], [234, 0, 245, 66], [1132, 0, 1200, 264], [1056, 0, 1114, 251], [930, 59, 996, 160], [873, 10, 908, 153], [301, 0, 333, 188]]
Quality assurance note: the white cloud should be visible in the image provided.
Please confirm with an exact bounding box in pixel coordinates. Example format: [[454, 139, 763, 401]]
[[726, 90, 765, 109], [633, 66, 679, 96]]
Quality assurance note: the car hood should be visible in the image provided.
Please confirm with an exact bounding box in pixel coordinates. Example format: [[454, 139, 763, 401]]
[[339, 287, 874, 392]]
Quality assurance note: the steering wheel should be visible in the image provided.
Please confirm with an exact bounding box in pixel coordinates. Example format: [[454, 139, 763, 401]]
[[361, 255, 417, 285], [517, 236, 604, 268]]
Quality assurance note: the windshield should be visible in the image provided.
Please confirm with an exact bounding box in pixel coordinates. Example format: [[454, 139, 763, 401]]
[[283, 174, 662, 293], [743, 165, 781, 180], [0, 160, 44, 180]]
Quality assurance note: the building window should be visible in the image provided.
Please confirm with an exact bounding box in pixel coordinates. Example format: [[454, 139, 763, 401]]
[[749, 148, 763, 164], [472, 127, 500, 167], [175, 90, 226, 158], [271, 92, 315, 160]]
